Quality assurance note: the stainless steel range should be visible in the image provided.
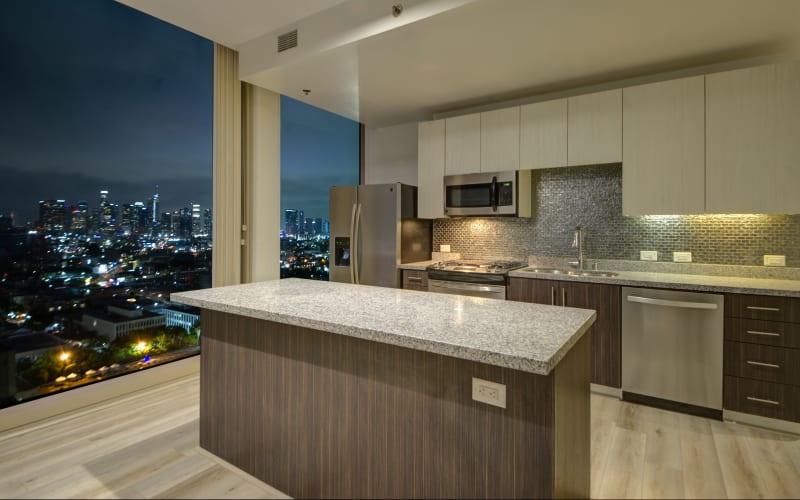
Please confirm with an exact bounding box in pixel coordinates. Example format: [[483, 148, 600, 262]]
[[426, 260, 526, 300]]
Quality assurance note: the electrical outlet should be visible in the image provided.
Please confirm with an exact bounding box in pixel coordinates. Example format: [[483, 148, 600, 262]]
[[440, 244, 451, 252], [673, 251, 692, 263], [640, 250, 658, 261], [472, 377, 506, 408], [764, 254, 786, 267]]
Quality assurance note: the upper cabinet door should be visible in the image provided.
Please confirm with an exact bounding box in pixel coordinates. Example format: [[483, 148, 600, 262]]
[[622, 76, 705, 215], [445, 113, 481, 175], [520, 98, 568, 169], [567, 89, 622, 166], [706, 62, 800, 214], [417, 119, 446, 219], [480, 107, 520, 172]]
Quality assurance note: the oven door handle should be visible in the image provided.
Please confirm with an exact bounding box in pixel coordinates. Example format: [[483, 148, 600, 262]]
[[430, 281, 498, 293]]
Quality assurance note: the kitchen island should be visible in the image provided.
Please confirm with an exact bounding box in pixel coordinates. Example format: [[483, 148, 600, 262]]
[[171, 278, 596, 499]]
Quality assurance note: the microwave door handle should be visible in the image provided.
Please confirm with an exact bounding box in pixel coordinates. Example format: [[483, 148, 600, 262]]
[[491, 176, 498, 212]]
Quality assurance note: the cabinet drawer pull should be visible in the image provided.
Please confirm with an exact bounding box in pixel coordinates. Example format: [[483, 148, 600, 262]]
[[746, 330, 781, 337], [551, 286, 556, 306], [746, 360, 781, 369], [406, 276, 423, 282], [746, 396, 780, 406], [746, 306, 781, 312], [561, 287, 567, 307]]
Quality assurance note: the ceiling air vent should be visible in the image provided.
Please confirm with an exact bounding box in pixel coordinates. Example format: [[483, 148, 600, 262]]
[[277, 30, 298, 53]]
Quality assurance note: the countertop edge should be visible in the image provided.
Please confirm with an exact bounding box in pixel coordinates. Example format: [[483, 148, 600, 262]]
[[507, 270, 800, 297], [172, 291, 594, 376]]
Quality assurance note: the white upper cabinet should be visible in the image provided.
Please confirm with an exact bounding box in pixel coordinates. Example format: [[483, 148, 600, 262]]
[[706, 61, 800, 214], [520, 98, 568, 169], [567, 89, 622, 166], [622, 76, 706, 215], [417, 119, 446, 219], [445, 113, 481, 175], [480, 107, 520, 172]]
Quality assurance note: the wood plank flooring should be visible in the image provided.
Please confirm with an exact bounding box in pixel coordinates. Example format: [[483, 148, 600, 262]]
[[0, 375, 287, 499], [593, 392, 800, 499], [0, 374, 799, 499]]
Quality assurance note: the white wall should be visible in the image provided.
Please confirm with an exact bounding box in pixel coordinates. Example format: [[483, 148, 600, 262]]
[[364, 122, 418, 186]]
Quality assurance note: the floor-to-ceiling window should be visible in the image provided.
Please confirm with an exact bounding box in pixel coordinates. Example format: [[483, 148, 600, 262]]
[[279, 95, 360, 280], [0, 0, 212, 407]]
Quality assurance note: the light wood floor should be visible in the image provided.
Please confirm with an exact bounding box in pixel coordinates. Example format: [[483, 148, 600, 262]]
[[1, 375, 799, 499]]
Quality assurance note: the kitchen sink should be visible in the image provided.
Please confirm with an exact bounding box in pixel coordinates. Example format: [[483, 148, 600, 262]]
[[520, 267, 619, 278]]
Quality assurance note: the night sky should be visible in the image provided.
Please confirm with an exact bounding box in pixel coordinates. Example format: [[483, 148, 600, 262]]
[[0, 0, 213, 225], [280, 95, 360, 222], [1, 0, 360, 227]]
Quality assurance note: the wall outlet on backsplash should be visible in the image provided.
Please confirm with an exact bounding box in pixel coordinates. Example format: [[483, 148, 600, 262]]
[[764, 254, 786, 267], [673, 251, 692, 263], [640, 250, 658, 261], [440, 244, 451, 252]]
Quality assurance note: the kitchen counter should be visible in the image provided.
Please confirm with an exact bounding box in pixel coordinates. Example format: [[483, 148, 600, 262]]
[[171, 278, 595, 375], [172, 278, 593, 498], [398, 259, 440, 270], [508, 268, 800, 297]]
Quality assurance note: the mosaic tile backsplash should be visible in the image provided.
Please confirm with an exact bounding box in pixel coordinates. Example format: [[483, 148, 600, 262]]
[[433, 164, 800, 267]]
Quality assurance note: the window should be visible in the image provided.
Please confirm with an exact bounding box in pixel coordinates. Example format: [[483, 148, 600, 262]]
[[0, 0, 212, 406], [279, 95, 360, 280]]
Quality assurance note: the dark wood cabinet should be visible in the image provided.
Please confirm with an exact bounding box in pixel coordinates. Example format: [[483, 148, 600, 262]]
[[508, 277, 621, 388], [402, 270, 428, 291], [724, 293, 800, 423]]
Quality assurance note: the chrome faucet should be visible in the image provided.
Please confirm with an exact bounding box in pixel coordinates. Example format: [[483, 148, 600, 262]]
[[568, 226, 584, 270]]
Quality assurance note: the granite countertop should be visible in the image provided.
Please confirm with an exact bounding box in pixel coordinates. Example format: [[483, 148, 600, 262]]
[[398, 260, 440, 271], [171, 278, 595, 375], [508, 268, 800, 297]]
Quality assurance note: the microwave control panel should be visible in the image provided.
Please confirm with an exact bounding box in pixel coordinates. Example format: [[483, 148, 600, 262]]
[[497, 182, 514, 206]]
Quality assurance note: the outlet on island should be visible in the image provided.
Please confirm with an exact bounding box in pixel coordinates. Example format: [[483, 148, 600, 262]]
[[440, 244, 451, 252], [472, 377, 506, 408]]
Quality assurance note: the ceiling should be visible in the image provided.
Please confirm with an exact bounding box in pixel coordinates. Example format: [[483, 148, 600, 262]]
[[120, 0, 800, 127]]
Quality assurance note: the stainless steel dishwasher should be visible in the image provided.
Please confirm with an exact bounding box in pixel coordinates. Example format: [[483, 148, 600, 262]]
[[622, 287, 724, 418]]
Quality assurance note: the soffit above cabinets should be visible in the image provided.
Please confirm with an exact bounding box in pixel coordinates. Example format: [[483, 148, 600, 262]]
[[119, 0, 800, 127]]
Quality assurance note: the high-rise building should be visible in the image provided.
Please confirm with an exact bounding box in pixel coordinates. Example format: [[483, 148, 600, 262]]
[[314, 217, 323, 235], [70, 201, 89, 234], [178, 207, 192, 238], [322, 220, 330, 234], [284, 209, 298, 236], [150, 186, 160, 224], [203, 208, 213, 237], [98, 189, 116, 234], [38, 199, 66, 233], [191, 203, 201, 236]]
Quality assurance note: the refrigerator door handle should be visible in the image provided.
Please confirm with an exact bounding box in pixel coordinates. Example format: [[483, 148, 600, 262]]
[[353, 203, 363, 284], [349, 203, 357, 283]]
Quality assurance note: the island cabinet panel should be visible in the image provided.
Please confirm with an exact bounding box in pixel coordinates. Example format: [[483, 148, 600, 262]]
[[200, 309, 590, 499], [508, 277, 621, 388]]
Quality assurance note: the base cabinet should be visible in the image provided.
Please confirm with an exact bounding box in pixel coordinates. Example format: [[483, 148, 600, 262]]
[[508, 277, 621, 388], [402, 270, 428, 291], [724, 293, 800, 423]]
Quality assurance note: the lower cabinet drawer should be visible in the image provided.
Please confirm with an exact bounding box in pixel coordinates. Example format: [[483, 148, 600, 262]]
[[725, 317, 800, 349], [402, 270, 428, 290], [724, 375, 800, 423], [724, 341, 800, 385]]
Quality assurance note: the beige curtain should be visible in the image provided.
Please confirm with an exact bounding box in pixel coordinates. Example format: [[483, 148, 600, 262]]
[[212, 44, 242, 287]]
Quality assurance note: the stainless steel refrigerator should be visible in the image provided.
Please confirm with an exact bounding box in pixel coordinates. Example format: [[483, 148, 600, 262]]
[[329, 183, 431, 288]]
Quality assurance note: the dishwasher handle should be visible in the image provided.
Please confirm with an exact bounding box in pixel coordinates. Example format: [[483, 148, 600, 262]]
[[626, 295, 719, 310]]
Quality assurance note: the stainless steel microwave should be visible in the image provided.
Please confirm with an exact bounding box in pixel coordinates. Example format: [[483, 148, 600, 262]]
[[443, 170, 531, 217]]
